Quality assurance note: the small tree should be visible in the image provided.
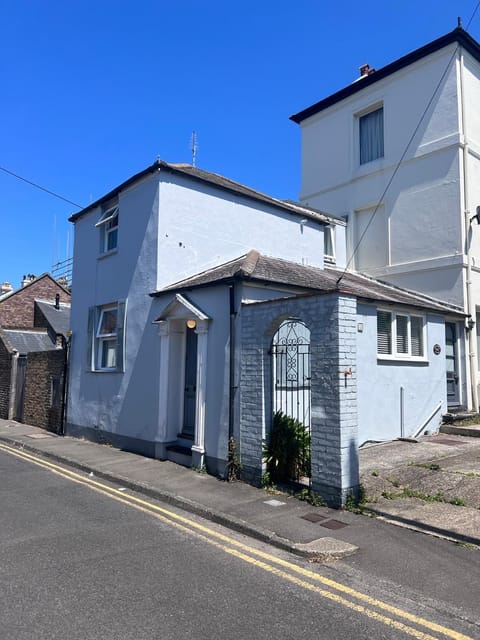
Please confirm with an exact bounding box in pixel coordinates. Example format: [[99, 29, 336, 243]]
[[263, 411, 310, 482]]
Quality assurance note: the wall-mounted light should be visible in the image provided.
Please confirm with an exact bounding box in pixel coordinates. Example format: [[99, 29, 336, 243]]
[[467, 317, 475, 331], [470, 206, 480, 225], [186, 319, 196, 329]]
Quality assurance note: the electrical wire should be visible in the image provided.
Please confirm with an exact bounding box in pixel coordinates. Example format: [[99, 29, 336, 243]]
[[337, 4, 480, 285], [0, 165, 83, 209]]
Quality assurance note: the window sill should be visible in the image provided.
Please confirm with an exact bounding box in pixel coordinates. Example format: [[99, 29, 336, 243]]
[[98, 248, 118, 260], [377, 355, 428, 365], [324, 256, 336, 265], [90, 368, 122, 373]]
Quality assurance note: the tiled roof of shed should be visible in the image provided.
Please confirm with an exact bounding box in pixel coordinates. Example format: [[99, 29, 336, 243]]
[[35, 300, 71, 337], [2, 329, 57, 354], [152, 250, 465, 316]]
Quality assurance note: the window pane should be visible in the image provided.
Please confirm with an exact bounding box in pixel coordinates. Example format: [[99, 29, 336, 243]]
[[98, 308, 117, 336], [324, 227, 334, 258], [377, 310, 392, 354], [106, 227, 118, 251], [411, 316, 424, 357], [396, 315, 408, 354], [101, 339, 117, 368], [360, 107, 384, 164]]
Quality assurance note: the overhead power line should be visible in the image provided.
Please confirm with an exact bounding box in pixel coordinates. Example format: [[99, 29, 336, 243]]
[[0, 165, 83, 209]]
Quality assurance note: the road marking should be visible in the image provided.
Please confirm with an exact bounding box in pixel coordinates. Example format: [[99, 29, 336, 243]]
[[0, 442, 474, 640]]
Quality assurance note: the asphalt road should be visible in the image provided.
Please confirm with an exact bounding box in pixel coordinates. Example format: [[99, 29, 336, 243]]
[[0, 447, 478, 640]]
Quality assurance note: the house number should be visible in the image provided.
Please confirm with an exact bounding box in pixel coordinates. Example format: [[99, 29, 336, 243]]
[[433, 344, 441, 355]]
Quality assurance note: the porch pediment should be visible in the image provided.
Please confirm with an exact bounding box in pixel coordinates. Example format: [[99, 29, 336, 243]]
[[154, 293, 210, 322]]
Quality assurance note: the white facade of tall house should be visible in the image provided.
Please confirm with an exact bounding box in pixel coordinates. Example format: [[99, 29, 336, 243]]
[[292, 26, 480, 411]]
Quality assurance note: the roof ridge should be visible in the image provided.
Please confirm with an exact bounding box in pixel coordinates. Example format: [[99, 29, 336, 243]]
[[234, 250, 260, 277]]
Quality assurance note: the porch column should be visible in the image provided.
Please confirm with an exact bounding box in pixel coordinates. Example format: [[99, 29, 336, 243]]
[[156, 320, 170, 459], [191, 319, 209, 468]]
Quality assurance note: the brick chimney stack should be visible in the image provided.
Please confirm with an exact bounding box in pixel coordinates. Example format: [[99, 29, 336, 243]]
[[359, 63, 376, 77]]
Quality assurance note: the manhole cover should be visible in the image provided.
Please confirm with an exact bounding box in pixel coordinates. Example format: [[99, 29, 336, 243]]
[[320, 519, 348, 530], [263, 499, 286, 507], [301, 512, 327, 523], [26, 433, 53, 439]]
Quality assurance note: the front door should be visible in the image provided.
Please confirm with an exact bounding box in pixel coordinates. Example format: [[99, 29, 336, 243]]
[[182, 327, 197, 438], [445, 323, 459, 406]]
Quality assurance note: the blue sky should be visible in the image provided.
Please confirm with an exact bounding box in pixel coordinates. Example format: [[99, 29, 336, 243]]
[[1, 0, 478, 289]]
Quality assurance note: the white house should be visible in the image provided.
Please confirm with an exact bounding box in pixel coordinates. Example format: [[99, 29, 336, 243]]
[[66, 159, 463, 505], [291, 25, 480, 412]]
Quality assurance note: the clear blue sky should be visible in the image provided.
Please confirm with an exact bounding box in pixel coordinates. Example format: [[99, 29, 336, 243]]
[[1, 0, 478, 289]]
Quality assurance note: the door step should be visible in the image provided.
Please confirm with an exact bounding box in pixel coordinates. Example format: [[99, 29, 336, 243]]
[[166, 443, 192, 467]]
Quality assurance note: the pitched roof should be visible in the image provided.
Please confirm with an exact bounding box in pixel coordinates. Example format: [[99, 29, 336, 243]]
[[151, 250, 465, 316], [291, 26, 479, 123], [0, 273, 70, 304], [68, 160, 342, 226], [1, 329, 57, 354], [35, 300, 71, 337]]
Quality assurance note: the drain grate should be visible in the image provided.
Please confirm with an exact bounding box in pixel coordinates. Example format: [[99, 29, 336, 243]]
[[25, 433, 53, 439], [301, 512, 327, 523], [319, 519, 348, 530]]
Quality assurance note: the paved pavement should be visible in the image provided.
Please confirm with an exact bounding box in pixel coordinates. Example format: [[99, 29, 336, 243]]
[[1, 418, 479, 560]]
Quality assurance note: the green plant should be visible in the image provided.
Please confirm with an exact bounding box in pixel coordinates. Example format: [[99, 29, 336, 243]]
[[192, 464, 207, 474], [345, 484, 368, 512], [371, 470, 379, 477], [261, 471, 276, 492], [226, 436, 242, 481], [263, 411, 311, 482], [295, 488, 326, 507]]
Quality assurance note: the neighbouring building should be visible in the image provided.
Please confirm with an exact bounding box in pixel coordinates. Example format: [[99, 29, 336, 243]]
[[291, 24, 480, 413], [0, 274, 71, 432]]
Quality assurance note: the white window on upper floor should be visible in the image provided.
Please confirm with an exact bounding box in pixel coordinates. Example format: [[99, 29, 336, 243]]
[[96, 204, 119, 254], [377, 309, 426, 361], [359, 106, 384, 165], [87, 301, 127, 372], [324, 225, 335, 264]]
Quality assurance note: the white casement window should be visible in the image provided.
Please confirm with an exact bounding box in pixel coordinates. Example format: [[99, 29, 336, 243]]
[[96, 205, 119, 253], [324, 226, 335, 263], [87, 301, 127, 372], [359, 106, 384, 165], [377, 309, 426, 360]]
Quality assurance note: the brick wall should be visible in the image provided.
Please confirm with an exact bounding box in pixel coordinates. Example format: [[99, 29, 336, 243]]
[[0, 338, 12, 419], [0, 276, 70, 329], [240, 293, 359, 507], [23, 349, 65, 432]]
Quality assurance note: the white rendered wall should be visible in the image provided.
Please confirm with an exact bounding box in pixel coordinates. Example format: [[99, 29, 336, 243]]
[[356, 303, 448, 443], [156, 172, 337, 289]]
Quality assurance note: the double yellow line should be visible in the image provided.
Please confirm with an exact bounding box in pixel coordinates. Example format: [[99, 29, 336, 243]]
[[0, 442, 474, 640]]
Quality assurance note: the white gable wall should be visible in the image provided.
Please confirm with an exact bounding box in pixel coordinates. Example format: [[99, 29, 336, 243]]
[[156, 172, 336, 289]]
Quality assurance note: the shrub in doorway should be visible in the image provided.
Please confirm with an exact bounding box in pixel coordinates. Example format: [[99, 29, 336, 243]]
[[263, 411, 310, 482]]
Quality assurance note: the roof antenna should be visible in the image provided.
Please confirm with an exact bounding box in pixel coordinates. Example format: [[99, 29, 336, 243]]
[[458, 16, 463, 28], [191, 131, 198, 167]]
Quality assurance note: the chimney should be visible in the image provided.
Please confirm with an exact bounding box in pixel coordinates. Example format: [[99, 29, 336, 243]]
[[0, 282, 13, 295], [55, 293, 60, 310], [359, 63, 376, 78], [22, 274, 36, 288]]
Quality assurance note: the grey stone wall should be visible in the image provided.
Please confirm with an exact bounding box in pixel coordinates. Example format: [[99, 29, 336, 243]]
[[239, 293, 359, 507]]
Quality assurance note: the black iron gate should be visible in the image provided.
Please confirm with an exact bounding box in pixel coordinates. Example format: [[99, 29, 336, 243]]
[[271, 320, 311, 480]]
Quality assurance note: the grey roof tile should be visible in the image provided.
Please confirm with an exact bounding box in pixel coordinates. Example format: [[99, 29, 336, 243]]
[[2, 329, 57, 354], [152, 251, 465, 316], [35, 300, 71, 337]]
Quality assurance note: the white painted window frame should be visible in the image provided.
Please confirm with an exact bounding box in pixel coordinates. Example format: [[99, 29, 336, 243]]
[[377, 308, 427, 362], [323, 225, 336, 264], [356, 103, 384, 166], [96, 306, 118, 370], [96, 205, 119, 254]]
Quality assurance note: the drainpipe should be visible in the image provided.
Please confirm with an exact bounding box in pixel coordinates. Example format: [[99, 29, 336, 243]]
[[228, 281, 237, 440], [60, 332, 72, 436], [8, 350, 19, 420], [459, 50, 479, 411]]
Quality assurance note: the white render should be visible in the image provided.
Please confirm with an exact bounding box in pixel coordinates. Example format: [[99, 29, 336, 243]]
[[296, 30, 480, 410]]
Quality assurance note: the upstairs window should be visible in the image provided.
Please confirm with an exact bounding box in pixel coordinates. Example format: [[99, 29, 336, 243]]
[[96, 205, 119, 253], [324, 226, 335, 263], [377, 309, 425, 360], [359, 107, 384, 165]]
